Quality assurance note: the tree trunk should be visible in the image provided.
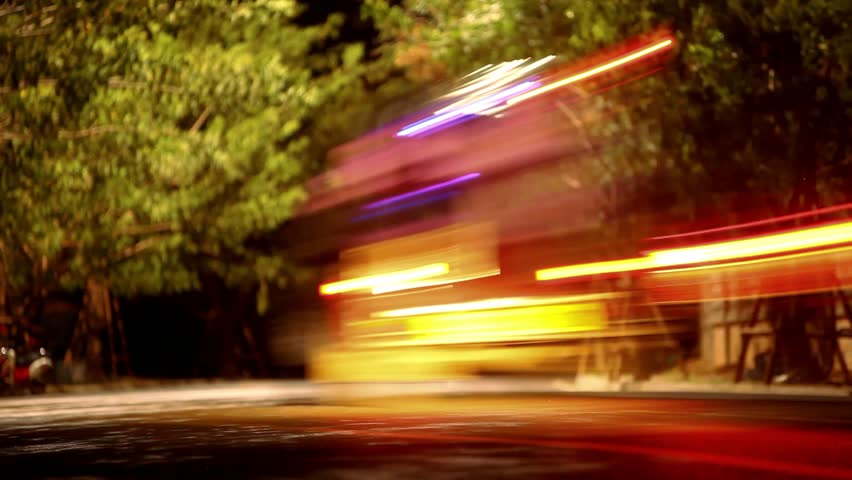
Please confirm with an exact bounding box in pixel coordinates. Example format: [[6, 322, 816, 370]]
[[67, 278, 113, 383], [0, 251, 6, 317], [0, 250, 10, 326], [195, 277, 239, 378]]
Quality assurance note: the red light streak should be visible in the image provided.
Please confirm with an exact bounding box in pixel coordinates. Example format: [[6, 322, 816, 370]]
[[650, 202, 852, 241]]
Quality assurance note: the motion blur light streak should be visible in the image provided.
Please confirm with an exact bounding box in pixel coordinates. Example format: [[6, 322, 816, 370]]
[[535, 257, 654, 281], [307, 31, 694, 381], [352, 302, 608, 346], [537, 220, 852, 281], [647, 243, 852, 303], [505, 38, 675, 106], [442, 56, 548, 101], [651, 244, 852, 275], [405, 303, 606, 344], [373, 293, 621, 318], [650, 201, 852, 241], [352, 191, 459, 223], [370, 269, 501, 295], [363, 173, 480, 210], [319, 263, 450, 295], [434, 56, 557, 115], [435, 62, 525, 109], [395, 81, 540, 137], [395, 81, 538, 137], [646, 220, 852, 266]]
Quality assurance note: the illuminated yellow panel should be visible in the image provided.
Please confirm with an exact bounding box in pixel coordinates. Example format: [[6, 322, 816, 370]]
[[406, 303, 606, 344], [535, 257, 654, 281], [647, 220, 852, 267], [319, 263, 450, 296]]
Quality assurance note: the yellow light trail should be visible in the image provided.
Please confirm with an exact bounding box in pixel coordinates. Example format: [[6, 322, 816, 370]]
[[506, 38, 674, 106], [647, 220, 852, 267], [319, 263, 450, 296], [650, 244, 852, 275], [535, 258, 654, 281], [372, 293, 622, 318], [405, 303, 606, 343], [370, 269, 501, 295], [536, 220, 852, 281]]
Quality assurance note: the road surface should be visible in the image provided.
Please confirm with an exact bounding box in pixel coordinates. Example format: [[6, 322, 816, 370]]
[[2, 381, 852, 479]]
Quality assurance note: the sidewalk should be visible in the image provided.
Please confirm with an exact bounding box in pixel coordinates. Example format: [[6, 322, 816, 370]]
[[45, 377, 249, 395], [41, 375, 852, 401], [569, 374, 852, 399], [320, 375, 852, 401]]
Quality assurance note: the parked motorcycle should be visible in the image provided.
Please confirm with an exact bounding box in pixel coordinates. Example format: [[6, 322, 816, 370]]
[[0, 343, 55, 395]]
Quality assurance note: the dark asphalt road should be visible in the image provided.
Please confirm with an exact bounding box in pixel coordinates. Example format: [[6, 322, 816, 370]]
[[2, 384, 852, 479]]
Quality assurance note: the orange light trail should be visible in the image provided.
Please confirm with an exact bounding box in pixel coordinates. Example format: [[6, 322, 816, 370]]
[[505, 38, 674, 106], [535, 257, 655, 281], [651, 244, 852, 275], [319, 263, 450, 295], [646, 220, 852, 267], [536, 220, 852, 281]]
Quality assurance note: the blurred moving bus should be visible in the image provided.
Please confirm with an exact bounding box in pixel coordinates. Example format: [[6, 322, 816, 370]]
[[295, 33, 695, 382]]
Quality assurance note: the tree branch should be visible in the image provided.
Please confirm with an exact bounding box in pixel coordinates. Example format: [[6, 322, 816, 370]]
[[113, 223, 176, 236], [20, 243, 34, 261], [115, 235, 170, 261], [189, 106, 212, 134], [107, 77, 182, 93], [12, 26, 54, 37], [0, 130, 30, 141], [0, 5, 23, 18]]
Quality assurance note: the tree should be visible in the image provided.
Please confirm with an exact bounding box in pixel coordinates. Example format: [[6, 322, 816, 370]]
[[0, 1, 371, 375]]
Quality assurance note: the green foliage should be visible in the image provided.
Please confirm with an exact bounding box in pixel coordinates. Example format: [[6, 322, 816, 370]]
[[0, 1, 368, 306]]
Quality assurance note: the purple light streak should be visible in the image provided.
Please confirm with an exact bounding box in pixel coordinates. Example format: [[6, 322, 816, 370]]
[[362, 173, 481, 210], [352, 191, 459, 223], [395, 81, 540, 138]]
